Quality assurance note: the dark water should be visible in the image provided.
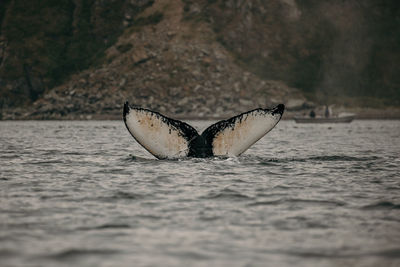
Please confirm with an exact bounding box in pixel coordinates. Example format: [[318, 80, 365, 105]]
[[1, 120, 399, 267]]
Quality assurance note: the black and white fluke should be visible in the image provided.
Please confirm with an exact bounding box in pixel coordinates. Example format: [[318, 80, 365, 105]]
[[123, 102, 284, 159]]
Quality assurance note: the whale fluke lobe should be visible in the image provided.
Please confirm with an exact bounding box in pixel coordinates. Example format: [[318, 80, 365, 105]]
[[201, 104, 284, 157], [123, 102, 284, 159], [123, 102, 199, 159]]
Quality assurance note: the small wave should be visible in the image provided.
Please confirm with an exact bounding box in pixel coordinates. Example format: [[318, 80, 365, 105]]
[[277, 249, 343, 258], [240, 155, 286, 165], [24, 160, 66, 165], [40, 193, 69, 200], [201, 188, 252, 200], [93, 168, 128, 174], [0, 249, 18, 257], [93, 126, 116, 129], [231, 178, 248, 183], [247, 199, 282, 206], [198, 215, 222, 221], [136, 214, 164, 220], [123, 155, 156, 162], [249, 155, 380, 164], [62, 151, 87, 156], [275, 247, 400, 259], [110, 191, 146, 200], [308, 155, 380, 162], [361, 201, 400, 210], [272, 216, 331, 230], [0, 154, 21, 159], [78, 224, 132, 231], [94, 223, 131, 229], [167, 250, 210, 260], [255, 192, 288, 197], [272, 185, 301, 190], [40, 150, 62, 155], [371, 248, 400, 258], [83, 191, 146, 203], [46, 248, 118, 260], [248, 198, 346, 207]]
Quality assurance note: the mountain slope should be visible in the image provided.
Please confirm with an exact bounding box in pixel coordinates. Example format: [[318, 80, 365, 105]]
[[1, 0, 399, 119], [2, 0, 304, 119]]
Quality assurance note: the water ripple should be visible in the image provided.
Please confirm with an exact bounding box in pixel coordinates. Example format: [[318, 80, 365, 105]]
[[361, 201, 400, 210], [248, 198, 347, 207], [45, 249, 119, 260], [1, 120, 399, 267], [201, 188, 253, 200]]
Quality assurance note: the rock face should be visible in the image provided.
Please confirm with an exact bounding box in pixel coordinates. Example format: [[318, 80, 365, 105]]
[[0, 0, 156, 111], [1, 0, 304, 119], [198, 0, 400, 103], [1, 0, 399, 119]]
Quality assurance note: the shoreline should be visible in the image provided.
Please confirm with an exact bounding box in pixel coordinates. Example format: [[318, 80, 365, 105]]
[[1, 107, 400, 121], [2, 114, 400, 121]]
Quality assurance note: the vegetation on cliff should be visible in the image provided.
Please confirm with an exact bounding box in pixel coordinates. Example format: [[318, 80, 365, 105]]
[[0, 0, 155, 108], [0, 0, 399, 118], [187, 0, 400, 105]]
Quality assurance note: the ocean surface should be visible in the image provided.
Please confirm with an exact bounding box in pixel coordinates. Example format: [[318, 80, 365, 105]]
[[1, 119, 399, 267]]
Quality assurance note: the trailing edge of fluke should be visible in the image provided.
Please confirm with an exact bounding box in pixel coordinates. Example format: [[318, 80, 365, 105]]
[[123, 101, 284, 159]]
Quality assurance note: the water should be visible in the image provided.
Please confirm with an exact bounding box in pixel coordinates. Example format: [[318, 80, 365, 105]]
[[1, 120, 399, 267]]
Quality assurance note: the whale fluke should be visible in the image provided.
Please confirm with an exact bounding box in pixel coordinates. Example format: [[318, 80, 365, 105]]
[[201, 104, 285, 157], [123, 102, 199, 159], [123, 102, 284, 159]]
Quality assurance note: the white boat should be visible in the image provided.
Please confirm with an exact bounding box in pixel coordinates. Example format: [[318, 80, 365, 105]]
[[294, 113, 355, 123]]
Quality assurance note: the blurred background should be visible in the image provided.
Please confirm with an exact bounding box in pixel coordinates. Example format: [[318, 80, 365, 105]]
[[0, 0, 399, 120]]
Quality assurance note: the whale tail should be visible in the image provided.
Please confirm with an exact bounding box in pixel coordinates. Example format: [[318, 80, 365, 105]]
[[123, 102, 199, 159], [123, 102, 284, 159], [200, 104, 284, 157]]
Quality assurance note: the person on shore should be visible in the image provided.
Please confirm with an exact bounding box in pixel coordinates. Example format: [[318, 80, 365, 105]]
[[309, 110, 316, 118], [325, 106, 330, 118]]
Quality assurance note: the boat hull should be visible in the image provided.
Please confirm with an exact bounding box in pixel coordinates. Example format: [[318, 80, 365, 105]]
[[294, 116, 354, 123]]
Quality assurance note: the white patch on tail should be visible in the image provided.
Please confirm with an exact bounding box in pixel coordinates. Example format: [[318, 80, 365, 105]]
[[202, 106, 284, 157], [124, 105, 196, 159]]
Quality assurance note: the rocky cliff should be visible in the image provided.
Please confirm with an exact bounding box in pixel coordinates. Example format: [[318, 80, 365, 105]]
[[0, 0, 399, 119], [195, 0, 400, 102]]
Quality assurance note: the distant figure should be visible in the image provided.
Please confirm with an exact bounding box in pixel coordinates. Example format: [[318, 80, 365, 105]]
[[309, 110, 316, 118], [325, 106, 330, 118]]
